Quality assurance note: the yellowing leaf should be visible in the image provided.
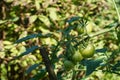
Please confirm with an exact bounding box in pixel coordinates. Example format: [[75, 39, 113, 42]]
[[38, 26, 50, 34], [4, 0, 13, 3], [29, 15, 37, 24], [41, 38, 57, 46], [35, 0, 40, 10], [48, 8, 58, 21], [3, 41, 12, 45], [38, 15, 50, 27]]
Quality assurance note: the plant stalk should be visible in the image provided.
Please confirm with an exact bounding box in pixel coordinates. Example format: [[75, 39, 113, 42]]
[[39, 47, 58, 80], [89, 26, 115, 37], [112, 0, 120, 23]]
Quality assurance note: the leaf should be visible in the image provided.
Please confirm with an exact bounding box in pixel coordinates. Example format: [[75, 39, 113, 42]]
[[26, 63, 41, 74], [4, 0, 13, 3], [66, 16, 81, 24], [38, 15, 50, 27], [0, 20, 7, 24], [4, 45, 14, 49], [15, 33, 52, 43], [112, 61, 120, 71], [104, 22, 118, 28], [35, 0, 40, 10], [3, 41, 12, 45], [11, 17, 19, 22], [38, 26, 50, 33], [86, 59, 103, 76], [17, 46, 39, 58], [48, 8, 58, 21], [30, 69, 46, 80], [19, 31, 28, 39], [81, 58, 103, 76], [95, 48, 107, 53], [29, 15, 37, 24], [63, 26, 75, 36], [19, 46, 26, 53], [15, 34, 39, 43]]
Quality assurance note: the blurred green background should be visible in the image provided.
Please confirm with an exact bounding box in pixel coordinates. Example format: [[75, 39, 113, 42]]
[[0, 0, 120, 80]]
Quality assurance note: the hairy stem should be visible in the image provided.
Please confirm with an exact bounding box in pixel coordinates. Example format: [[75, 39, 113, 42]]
[[112, 0, 120, 22]]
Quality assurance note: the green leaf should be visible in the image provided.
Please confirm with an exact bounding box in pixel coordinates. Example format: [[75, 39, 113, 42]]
[[17, 46, 39, 58], [67, 16, 81, 24], [29, 15, 37, 24], [117, 30, 120, 43], [38, 15, 50, 27], [104, 22, 118, 28], [95, 48, 107, 53], [11, 17, 19, 22], [63, 26, 75, 36], [86, 59, 103, 76], [15, 33, 52, 43], [30, 69, 46, 80], [81, 58, 103, 76], [15, 34, 40, 43], [26, 63, 41, 74], [112, 61, 120, 71]]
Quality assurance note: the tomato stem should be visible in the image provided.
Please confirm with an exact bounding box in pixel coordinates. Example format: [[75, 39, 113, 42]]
[[112, 0, 120, 23], [75, 24, 118, 47], [89, 26, 115, 37]]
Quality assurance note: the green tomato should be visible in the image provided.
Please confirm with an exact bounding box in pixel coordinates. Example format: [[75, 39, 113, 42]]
[[81, 44, 95, 58], [72, 50, 83, 62], [64, 60, 74, 71], [76, 26, 85, 34], [86, 22, 94, 33]]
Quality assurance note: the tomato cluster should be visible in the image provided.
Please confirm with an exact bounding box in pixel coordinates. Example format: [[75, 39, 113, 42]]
[[63, 22, 95, 71], [63, 44, 95, 71]]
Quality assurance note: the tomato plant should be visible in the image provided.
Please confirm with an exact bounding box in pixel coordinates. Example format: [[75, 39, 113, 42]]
[[1, 0, 120, 80]]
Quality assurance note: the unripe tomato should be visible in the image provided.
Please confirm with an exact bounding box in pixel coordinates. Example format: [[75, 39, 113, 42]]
[[85, 22, 94, 33], [72, 50, 83, 62], [76, 25, 85, 34], [81, 44, 95, 58], [64, 60, 74, 71]]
